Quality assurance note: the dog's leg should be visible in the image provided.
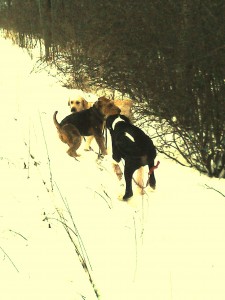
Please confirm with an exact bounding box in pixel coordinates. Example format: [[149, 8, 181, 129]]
[[67, 146, 81, 157], [84, 136, 94, 151], [112, 162, 123, 180], [123, 163, 136, 200], [135, 167, 145, 195], [94, 134, 107, 155], [60, 124, 82, 158], [67, 136, 82, 157]]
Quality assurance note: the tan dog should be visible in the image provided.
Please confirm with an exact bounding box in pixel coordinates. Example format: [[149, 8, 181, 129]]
[[113, 99, 133, 118], [54, 97, 121, 157], [68, 96, 90, 112]]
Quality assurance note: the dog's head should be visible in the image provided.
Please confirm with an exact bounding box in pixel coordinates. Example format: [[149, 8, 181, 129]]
[[106, 114, 131, 131], [68, 96, 88, 113], [94, 96, 121, 117], [113, 99, 133, 117]]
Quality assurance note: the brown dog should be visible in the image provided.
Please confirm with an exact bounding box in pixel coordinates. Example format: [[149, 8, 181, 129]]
[[54, 97, 121, 157], [69, 97, 133, 150]]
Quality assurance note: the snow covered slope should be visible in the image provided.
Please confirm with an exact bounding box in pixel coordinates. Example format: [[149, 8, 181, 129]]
[[0, 37, 225, 300]]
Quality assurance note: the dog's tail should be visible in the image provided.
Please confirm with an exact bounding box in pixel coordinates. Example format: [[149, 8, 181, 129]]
[[53, 111, 61, 130], [148, 161, 160, 175], [148, 160, 160, 189]]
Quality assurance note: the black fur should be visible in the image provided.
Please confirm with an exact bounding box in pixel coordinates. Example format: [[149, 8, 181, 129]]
[[106, 114, 157, 200], [60, 106, 104, 137]]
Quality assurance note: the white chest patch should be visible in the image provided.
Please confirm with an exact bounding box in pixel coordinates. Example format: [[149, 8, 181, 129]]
[[125, 132, 135, 142]]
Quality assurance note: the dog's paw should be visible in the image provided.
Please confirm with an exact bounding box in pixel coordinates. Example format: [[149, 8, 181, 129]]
[[118, 194, 129, 201], [117, 190, 134, 201], [96, 154, 105, 162], [122, 191, 133, 201]]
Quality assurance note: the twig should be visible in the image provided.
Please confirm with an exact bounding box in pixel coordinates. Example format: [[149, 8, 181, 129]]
[[169, 272, 173, 300], [133, 216, 138, 282], [26, 118, 31, 179], [0, 246, 19, 273], [205, 184, 225, 198], [86, 187, 112, 209], [54, 182, 93, 269], [140, 194, 149, 242], [95, 189, 112, 209], [52, 182, 100, 298], [9, 230, 28, 241], [38, 111, 53, 191], [56, 211, 100, 299]]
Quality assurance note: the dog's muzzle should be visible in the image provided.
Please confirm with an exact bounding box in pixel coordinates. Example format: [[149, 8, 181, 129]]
[[71, 107, 77, 113]]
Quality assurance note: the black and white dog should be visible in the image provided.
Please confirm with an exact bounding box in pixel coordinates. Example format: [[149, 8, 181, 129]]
[[106, 114, 158, 200]]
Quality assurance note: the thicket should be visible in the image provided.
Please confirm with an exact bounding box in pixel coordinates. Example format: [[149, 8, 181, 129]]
[[0, 0, 224, 177]]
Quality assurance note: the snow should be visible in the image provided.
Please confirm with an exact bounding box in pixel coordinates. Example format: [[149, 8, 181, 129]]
[[0, 36, 225, 300]]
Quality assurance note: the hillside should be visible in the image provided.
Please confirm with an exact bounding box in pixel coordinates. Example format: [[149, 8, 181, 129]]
[[0, 37, 225, 300]]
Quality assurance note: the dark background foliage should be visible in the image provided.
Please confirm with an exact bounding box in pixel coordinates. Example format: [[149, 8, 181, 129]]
[[0, 0, 224, 177]]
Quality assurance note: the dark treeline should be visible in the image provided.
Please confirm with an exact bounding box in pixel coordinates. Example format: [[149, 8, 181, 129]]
[[0, 0, 224, 178]]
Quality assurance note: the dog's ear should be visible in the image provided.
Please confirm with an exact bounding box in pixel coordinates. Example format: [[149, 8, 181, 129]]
[[98, 96, 109, 103], [82, 99, 88, 109], [98, 96, 105, 101], [68, 98, 70, 106], [95, 97, 104, 109], [87, 101, 94, 108], [93, 100, 100, 110]]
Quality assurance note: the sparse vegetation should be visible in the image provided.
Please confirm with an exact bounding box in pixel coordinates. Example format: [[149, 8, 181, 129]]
[[0, 0, 224, 177]]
